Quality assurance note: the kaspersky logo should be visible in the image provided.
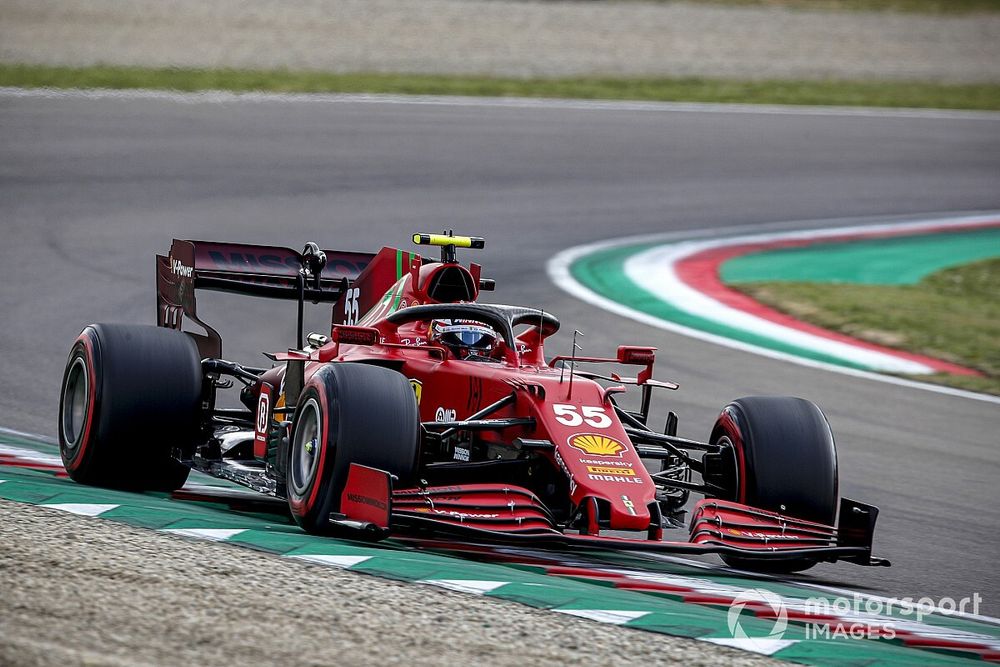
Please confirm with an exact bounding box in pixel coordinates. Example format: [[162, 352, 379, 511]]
[[568, 433, 626, 457]]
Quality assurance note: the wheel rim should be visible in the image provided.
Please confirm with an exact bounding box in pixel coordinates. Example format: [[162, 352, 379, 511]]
[[61, 356, 89, 452], [290, 398, 323, 496]]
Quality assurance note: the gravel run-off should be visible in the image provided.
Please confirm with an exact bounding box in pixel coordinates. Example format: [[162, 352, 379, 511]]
[[1, 0, 999, 82], [0, 501, 777, 667]]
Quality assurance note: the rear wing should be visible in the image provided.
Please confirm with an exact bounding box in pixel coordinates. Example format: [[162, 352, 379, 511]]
[[157, 239, 375, 358]]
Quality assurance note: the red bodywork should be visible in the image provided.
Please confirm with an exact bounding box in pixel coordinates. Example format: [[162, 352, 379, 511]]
[[284, 245, 658, 534]]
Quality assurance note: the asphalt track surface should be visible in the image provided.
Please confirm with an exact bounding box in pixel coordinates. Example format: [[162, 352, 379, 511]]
[[1, 91, 999, 616]]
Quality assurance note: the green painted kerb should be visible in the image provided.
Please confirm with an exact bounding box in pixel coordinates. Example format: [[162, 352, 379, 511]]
[[721, 228, 1000, 285], [568, 244, 876, 370]]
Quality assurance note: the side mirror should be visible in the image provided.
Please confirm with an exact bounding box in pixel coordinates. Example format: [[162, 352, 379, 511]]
[[617, 346, 656, 365]]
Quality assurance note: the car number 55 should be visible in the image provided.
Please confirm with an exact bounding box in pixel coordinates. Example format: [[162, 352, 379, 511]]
[[552, 404, 612, 428]]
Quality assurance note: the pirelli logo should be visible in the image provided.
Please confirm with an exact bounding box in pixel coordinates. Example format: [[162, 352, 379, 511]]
[[587, 466, 636, 476]]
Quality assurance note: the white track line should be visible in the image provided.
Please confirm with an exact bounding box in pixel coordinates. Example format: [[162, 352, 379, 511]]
[[2, 86, 1000, 121], [0, 425, 57, 444], [548, 212, 1000, 405]]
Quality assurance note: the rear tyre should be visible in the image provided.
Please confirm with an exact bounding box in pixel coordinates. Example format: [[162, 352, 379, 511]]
[[59, 324, 202, 491], [709, 396, 838, 573], [286, 363, 420, 534]]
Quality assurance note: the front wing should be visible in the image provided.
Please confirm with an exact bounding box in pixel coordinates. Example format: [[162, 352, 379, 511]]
[[336, 465, 890, 567]]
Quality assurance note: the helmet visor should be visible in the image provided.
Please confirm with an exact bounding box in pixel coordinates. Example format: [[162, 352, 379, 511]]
[[434, 322, 497, 350]]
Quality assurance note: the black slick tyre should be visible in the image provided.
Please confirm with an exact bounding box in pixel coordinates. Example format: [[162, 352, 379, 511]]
[[58, 324, 202, 491], [286, 363, 420, 534], [709, 396, 838, 573]]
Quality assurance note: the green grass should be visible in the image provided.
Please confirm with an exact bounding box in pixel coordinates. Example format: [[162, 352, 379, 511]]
[[734, 258, 1000, 395], [657, 0, 1000, 13], [3, 63, 1000, 110]]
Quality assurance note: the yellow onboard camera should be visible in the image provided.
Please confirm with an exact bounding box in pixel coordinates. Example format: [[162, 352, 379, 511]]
[[412, 232, 485, 263], [412, 233, 485, 249]]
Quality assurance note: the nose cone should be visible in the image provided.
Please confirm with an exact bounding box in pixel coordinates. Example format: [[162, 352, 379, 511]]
[[532, 378, 658, 535], [607, 492, 651, 531], [567, 440, 656, 531]]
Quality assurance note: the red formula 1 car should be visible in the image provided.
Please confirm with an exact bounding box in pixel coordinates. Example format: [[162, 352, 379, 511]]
[[58, 233, 887, 572]]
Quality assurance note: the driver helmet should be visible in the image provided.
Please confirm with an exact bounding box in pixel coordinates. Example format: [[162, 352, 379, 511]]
[[430, 319, 501, 360]]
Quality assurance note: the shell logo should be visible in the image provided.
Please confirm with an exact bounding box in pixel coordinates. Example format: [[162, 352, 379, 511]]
[[568, 434, 627, 457]]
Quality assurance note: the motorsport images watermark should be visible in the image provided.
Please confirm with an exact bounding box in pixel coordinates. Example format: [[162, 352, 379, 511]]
[[727, 588, 984, 644]]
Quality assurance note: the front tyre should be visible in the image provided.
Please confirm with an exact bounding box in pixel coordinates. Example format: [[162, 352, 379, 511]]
[[59, 324, 202, 491], [709, 396, 838, 573], [286, 363, 420, 534]]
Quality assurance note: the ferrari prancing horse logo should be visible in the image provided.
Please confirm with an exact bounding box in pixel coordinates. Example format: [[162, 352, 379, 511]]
[[568, 433, 627, 457]]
